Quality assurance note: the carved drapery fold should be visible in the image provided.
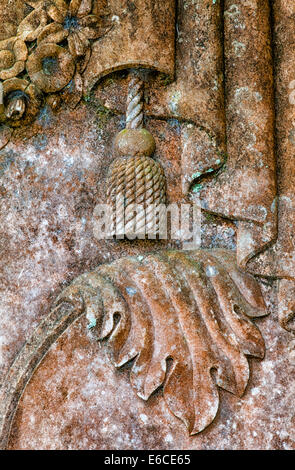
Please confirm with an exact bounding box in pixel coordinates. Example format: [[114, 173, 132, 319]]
[[83, 0, 176, 90], [189, 0, 277, 276], [250, 1, 295, 331]]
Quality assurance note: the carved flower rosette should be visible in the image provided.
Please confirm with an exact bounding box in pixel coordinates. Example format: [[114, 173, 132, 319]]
[[0, 0, 111, 146]]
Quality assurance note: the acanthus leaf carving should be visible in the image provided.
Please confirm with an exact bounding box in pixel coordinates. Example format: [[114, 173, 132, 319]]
[[0, 249, 267, 447], [55, 249, 267, 435]]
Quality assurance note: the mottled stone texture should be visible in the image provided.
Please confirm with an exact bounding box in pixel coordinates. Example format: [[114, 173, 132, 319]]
[[0, 0, 24, 41], [1, 0, 295, 451], [84, 0, 176, 90], [6, 293, 295, 450], [0, 99, 293, 451]]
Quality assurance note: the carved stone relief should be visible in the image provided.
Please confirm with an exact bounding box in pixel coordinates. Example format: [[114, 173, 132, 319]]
[[0, 0, 295, 450]]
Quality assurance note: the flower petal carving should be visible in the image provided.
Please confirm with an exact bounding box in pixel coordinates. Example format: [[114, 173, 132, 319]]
[[17, 6, 48, 41], [0, 37, 28, 80], [74, 0, 93, 18], [37, 23, 68, 46], [47, 2, 67, 23], [25, 1, 44, 7], [30, 0, 113, 59], [56, 249, 267, 434], [0, 78, 42, 127], [0, 125, 12, 150], [78, 14, 109, 40], [60, 71, 83, 109], [68, 30, 89, 58], [0, 0, 111, 132], [26, 43, 75, 92]]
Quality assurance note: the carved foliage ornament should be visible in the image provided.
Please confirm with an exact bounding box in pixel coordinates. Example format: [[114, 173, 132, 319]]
[[0, 249, 267, 447], [0, 0, 111, 142]]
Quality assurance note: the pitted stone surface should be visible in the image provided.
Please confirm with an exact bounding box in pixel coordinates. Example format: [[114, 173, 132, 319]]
[[1, 0, 295, 451]]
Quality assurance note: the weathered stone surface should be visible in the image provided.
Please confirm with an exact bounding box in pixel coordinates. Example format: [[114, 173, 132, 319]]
[[0, 1, 25, 41], [192, 0, 276, 274], [1, 0, 295, 451], [5, 289, 295, 451], [83, 0, 176, 91], [0, 248, 268, 447]]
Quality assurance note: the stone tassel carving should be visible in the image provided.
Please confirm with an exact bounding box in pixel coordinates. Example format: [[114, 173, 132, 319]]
[[106, 73, 167, 239], [0, 249, 267, 447]]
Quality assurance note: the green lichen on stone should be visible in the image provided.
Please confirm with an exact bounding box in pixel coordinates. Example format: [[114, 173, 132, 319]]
[[83, 93, 92, 103], [87, 318, 97, 330], [83, 90, 114, 129], [104, 77, 115, 87], [158, 73, 173, 87], [192, 166, 220, 182], [205, 212, 217, 222], [95, 104, 113, 128], [192, 183, 203, 193]]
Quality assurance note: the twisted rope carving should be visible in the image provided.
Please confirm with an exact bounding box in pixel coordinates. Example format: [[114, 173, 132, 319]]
[[126, 75, 144, 130], [107, 156, 167, 237]]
